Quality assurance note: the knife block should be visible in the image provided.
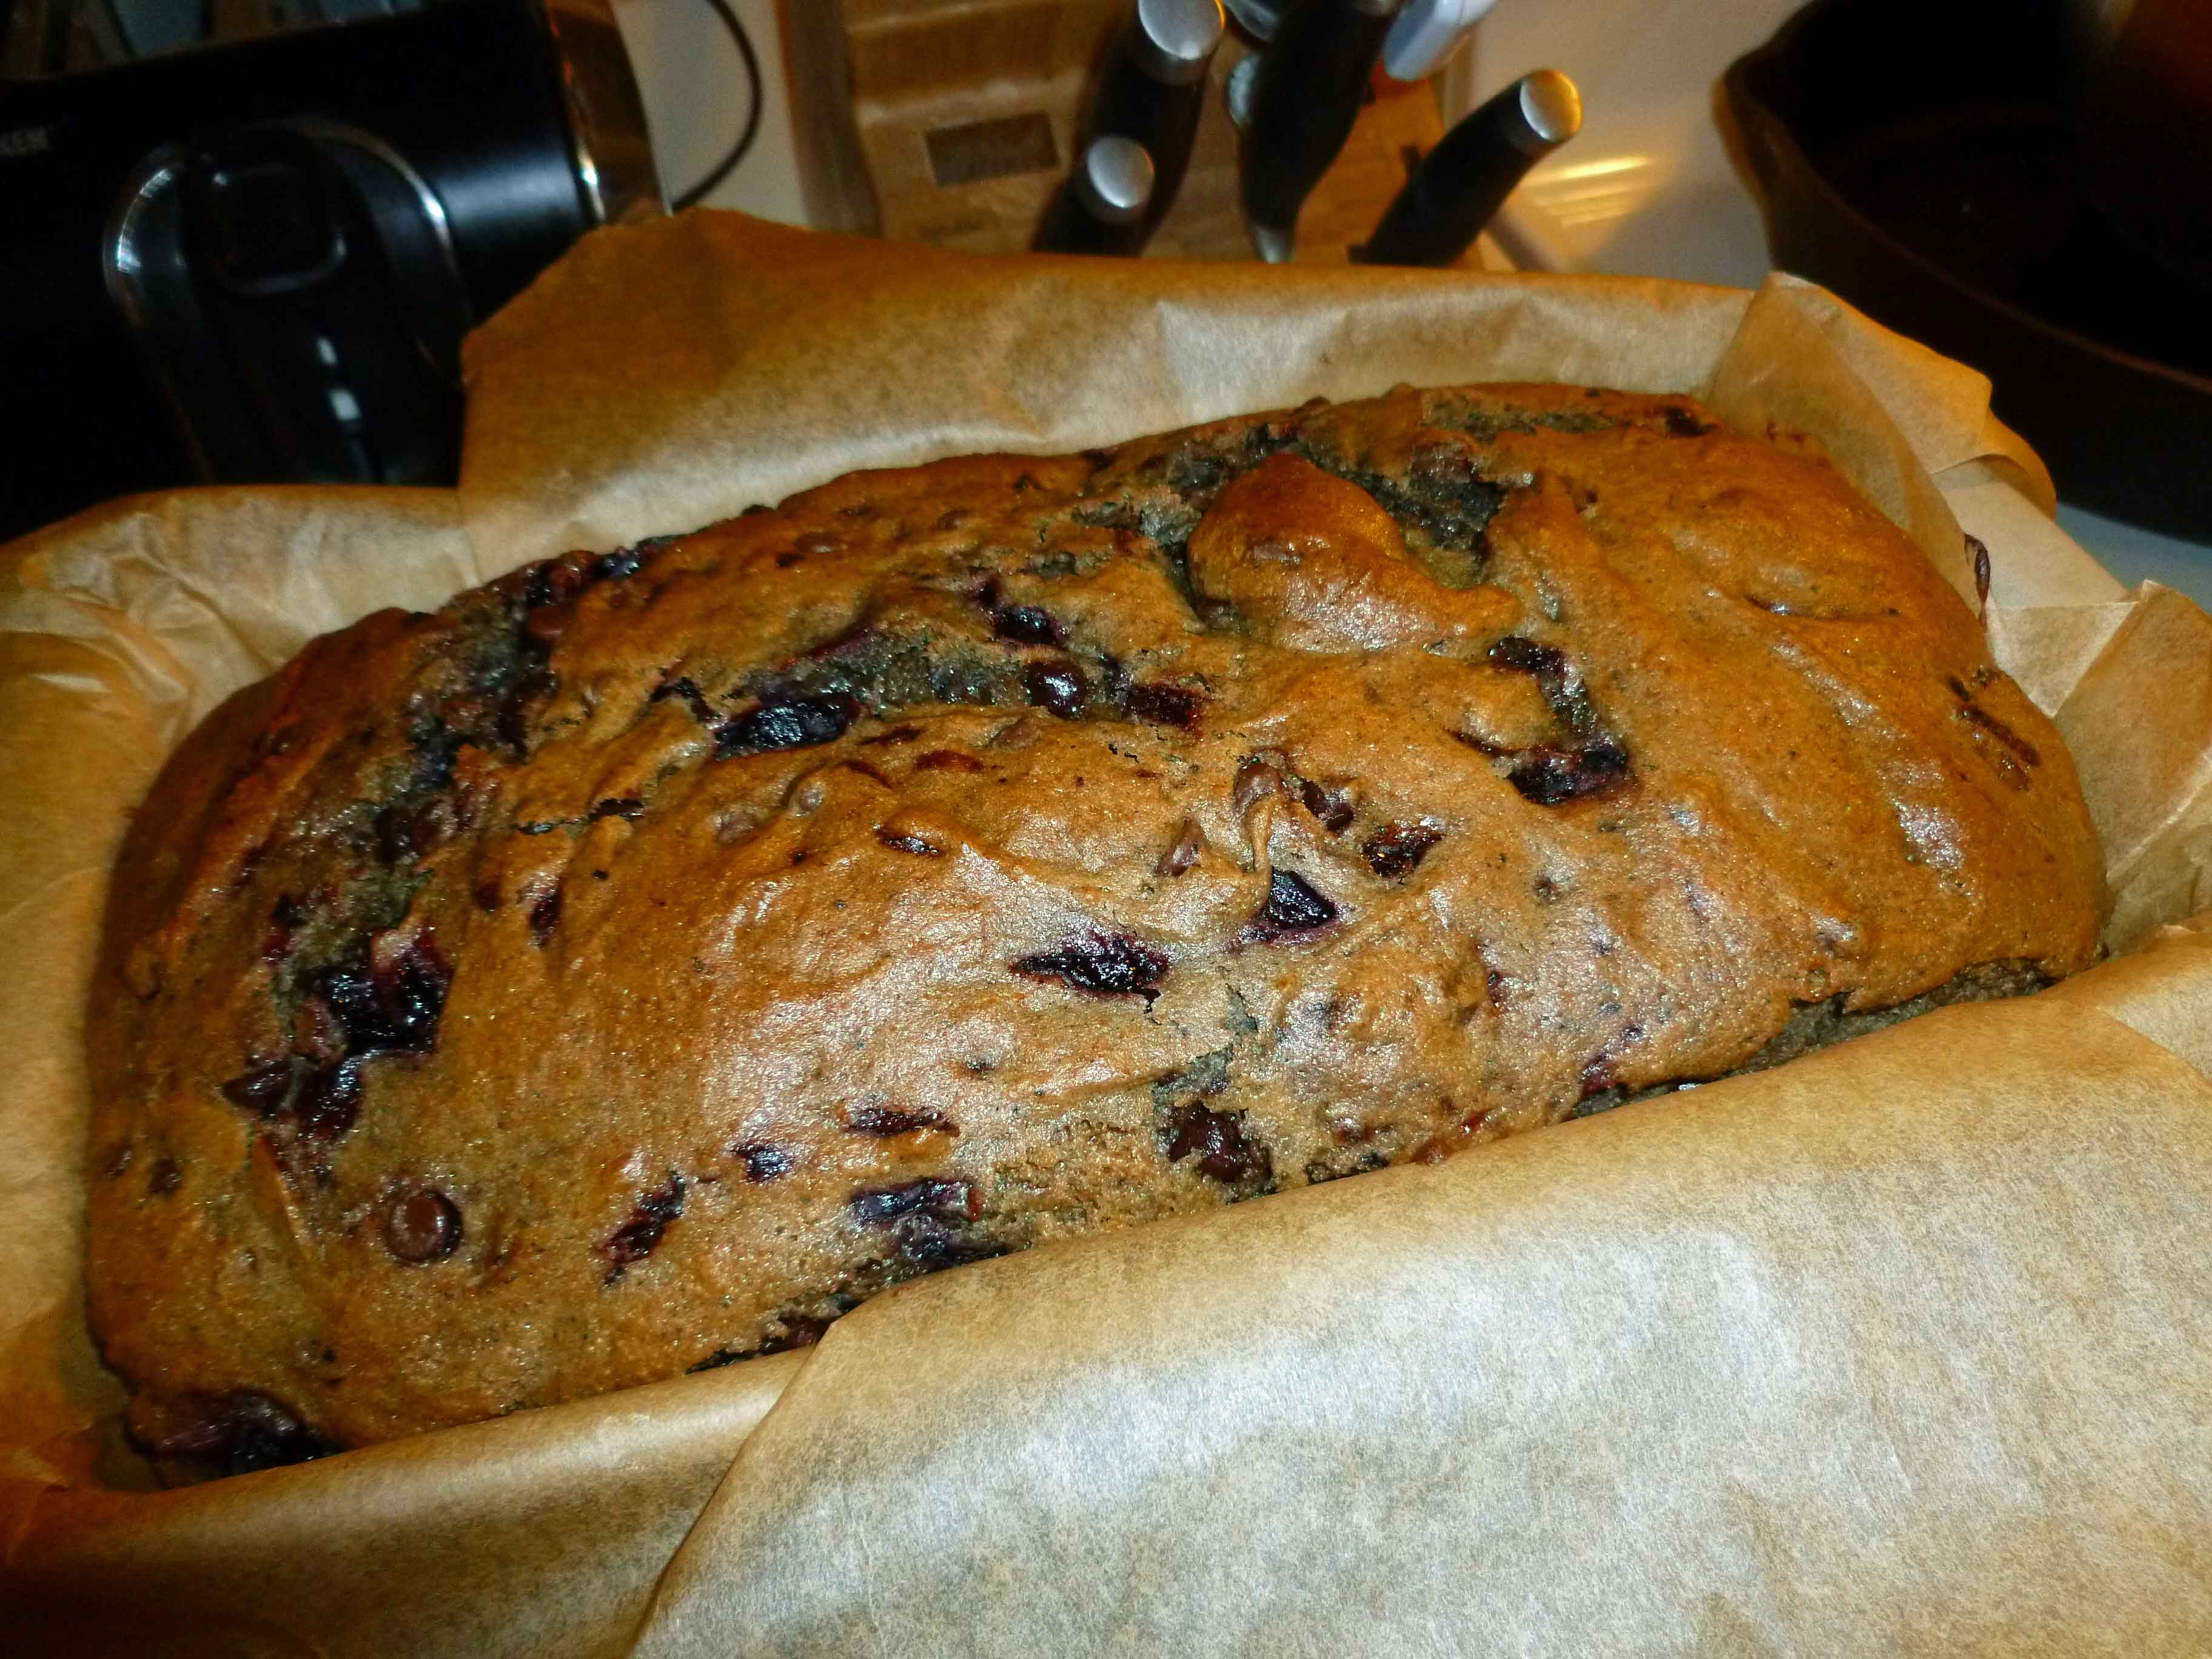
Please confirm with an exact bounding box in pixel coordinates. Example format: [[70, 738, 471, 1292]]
[[812, 0, 1481, 266]]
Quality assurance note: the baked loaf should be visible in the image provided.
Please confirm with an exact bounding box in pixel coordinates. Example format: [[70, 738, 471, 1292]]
[[87, 384, 2103, 1475]]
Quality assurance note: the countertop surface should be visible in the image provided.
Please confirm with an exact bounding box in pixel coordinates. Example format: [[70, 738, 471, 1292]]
[[2056, 505, 2212, 607]]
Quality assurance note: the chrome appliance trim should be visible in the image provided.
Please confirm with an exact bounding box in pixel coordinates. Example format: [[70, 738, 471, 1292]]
[[542, 0, 663, 224]]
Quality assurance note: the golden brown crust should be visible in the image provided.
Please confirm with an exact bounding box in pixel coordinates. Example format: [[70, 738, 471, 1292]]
[[83, 384, 2103, 1471]]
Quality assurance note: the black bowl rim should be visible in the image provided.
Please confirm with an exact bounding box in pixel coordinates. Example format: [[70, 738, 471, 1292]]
[[1721, 0, 2212, 402]]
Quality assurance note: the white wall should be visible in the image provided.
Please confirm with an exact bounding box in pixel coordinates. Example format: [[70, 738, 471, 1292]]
[[1444, 0, 1801, 286], [609, 0, 811, 224]]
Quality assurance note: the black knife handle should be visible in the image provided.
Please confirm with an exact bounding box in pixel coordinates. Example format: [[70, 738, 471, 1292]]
[[1090, 0, 1223, 230], [1239, 0, 1403, 255], [1034, 136, 1158, 256], [1355, 69, 1581, 268]]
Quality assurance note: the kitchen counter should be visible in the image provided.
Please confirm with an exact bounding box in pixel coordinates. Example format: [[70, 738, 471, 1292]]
[[2058, 506, 2212, 608]]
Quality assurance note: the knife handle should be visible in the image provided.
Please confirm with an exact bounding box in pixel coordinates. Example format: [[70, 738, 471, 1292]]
[[1034, 136, 1158, 256], [1239, 0, 1404, 259], [1354, 69, 1581, 268], [1088, 0, 1223, 230]]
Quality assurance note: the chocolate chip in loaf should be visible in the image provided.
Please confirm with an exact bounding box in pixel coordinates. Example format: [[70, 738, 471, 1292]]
[[220, 1058, 295, 1118], [993, 603, 1065, 647], [592, 541, 657, 582], [851, 1177, 979, 1226], [1023, 659, 1090, 719], [848, 1181, 996, 1270], [521, 552, 591, 612], [1487, 634, 1564, 678], [605, 1173, 686, 1281], [590, 797, 645, 822], [1233, 757, 1284, 815], [1661, 405, 1714, 438], [384, 1188, 463, 1264], [845, 1105, 956, 1137], [304, 934, 452, 1056], [1362, 823, 1442, 879], [296, 1060, 361, 1142], [1296, 778, 1355, 834], [149, 1390, 340, 1478], [528, 885, 562, 947], [888, 1213, 1004, 1270], [147, 1156, 182, 1196], [732, 1142, 793, 1182], [1162, 1103, 1273, 1187], [1506, 738, 1631, 805], [1124, 682, 1204, 728], [715, 692, 860, 757], [1013, 933, 1171, 1001], [1242, 870, 1339, 941]]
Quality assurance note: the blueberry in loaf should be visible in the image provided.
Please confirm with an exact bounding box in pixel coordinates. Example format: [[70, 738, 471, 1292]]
[[85, 384, 2103, 1477]]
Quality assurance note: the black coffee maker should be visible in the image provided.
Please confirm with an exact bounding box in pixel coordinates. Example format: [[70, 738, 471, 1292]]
[[0, 0, 659, 540]]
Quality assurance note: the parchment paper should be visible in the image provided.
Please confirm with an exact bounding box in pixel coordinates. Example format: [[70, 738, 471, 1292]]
[[5, 213, 2211, 1655]]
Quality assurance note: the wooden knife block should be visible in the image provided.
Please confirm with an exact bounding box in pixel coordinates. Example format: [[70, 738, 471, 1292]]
[[822, 0, 1463, 265]]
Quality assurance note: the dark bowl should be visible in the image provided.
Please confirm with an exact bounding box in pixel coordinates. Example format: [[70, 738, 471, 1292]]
[[1723, 0, 2212, 538]]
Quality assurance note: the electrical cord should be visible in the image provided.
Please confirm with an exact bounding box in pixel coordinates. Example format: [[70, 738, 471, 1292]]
[[671, 0, 762, 210]]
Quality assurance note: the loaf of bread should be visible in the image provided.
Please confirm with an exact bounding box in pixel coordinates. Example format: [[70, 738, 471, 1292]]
[[86, 384, 2102, 1477]]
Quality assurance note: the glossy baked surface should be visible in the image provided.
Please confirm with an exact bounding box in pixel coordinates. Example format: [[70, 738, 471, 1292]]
[[85, 384, 2102, 1472]]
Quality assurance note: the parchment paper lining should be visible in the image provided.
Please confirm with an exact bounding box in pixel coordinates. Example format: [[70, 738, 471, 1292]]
[[5, 215, 2208, 1657]]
